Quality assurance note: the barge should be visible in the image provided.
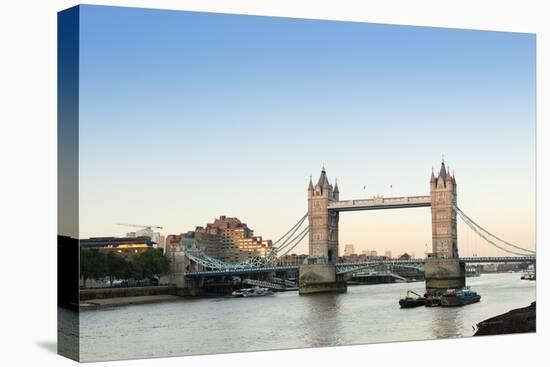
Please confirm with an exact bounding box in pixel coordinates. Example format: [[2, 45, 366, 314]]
[[440, 287, 480, 307]]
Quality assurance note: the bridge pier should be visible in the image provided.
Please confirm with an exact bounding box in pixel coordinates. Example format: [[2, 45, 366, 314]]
[[298, 264, 347, 295], [172, 272, 205, 296], [424, 258, 465, 295]]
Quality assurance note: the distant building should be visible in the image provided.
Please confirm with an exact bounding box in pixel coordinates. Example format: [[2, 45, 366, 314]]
[[165, 234, 183, 254], [497, 263, 521, 272], [126, 227, 163, 250], [398, 253, 412, 260], [344, 244, 355, 256], [80, 236, 155, 259], [384, 250, 392, 259], [483, 263, 497, 272], [180, 216, 272, 263], [370, 250, 378, 257], [362, 250, 370, 256], [340, 253, 360, 263]]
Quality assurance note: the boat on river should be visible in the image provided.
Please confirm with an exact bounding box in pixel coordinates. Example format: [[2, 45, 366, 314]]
[[425, 295, 441, 307], [520, 265, 536, 280], [399, 290, 426, 308], [440, 287, 480, 307], [232, 287, 274, 297]]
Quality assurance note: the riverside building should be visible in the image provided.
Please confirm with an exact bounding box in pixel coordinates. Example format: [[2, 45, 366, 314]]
[[79, 236, 155, 259], [167, 216, 273, 264]]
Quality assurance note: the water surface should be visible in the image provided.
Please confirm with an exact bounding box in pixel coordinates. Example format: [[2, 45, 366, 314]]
[[78, 273, 535, 361]]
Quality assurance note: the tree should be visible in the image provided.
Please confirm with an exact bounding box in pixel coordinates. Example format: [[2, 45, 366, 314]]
[[80, 249, 107, 288], [134, 249, 170, 280], [80, 249, 92, 288], [122, 260, 142, 281], [105, 252, 127, 287]]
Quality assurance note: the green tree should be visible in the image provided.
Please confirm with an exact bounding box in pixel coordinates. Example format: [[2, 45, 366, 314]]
[[134, 249, 170, 281], [105, 252, 127, 287], [80, 249, 107, 288], [122, 260, 142, 281], [80, 249, 92, 288]]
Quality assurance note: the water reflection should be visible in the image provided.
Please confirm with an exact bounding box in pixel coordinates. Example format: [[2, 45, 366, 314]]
[[302, 293, 344, 347], [430, 308, 463, 339]]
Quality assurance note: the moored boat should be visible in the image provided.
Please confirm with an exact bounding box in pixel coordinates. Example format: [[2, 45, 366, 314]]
[[440, 287, 480, 307], [399, 290, 426, 308], [232, 287, 274, 297], [425, 295, 441, 307], [520, 264, 536, 280]]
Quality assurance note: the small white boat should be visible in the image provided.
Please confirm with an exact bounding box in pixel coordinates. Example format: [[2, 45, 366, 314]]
[[521, 264, 536, 281], [232, 287, 274, 297]]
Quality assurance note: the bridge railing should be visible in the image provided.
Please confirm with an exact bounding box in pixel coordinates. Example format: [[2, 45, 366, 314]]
[[183, 255, 535, 277]]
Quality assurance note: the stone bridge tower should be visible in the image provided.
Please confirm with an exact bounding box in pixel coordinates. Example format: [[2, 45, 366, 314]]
[[307, 167, 339, 264], [430, 161, 458, 259], [426, 160, 464, 294]]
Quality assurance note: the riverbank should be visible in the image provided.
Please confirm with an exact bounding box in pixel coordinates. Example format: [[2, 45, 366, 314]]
[[80, 285, 177, 301], [80, 294, 182, 309], [474, 301, 536, 336]]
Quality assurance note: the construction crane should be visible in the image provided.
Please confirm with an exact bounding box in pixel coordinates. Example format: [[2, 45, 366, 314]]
[[117, 223, 163, 230], [406, 290, 423, 298]]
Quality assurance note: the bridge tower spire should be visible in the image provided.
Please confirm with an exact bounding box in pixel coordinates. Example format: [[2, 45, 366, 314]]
[[430, 160, 458, 259], [308, 166, 339, 264]]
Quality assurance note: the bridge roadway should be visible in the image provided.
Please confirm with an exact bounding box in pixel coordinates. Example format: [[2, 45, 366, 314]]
[[328, 195, 432, 212], [184, 256, 536, 278]]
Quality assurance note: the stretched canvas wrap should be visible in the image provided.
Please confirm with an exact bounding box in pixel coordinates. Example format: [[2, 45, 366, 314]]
[[58, 4, 536, 362]]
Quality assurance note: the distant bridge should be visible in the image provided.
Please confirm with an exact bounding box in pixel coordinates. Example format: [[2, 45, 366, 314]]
[[184, 256, 535, 278]]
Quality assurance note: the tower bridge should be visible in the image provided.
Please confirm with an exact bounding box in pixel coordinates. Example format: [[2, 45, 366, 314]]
[[301, 161, 460, 294], [180, 159, 535, 295], [307, 161, 458, 267]]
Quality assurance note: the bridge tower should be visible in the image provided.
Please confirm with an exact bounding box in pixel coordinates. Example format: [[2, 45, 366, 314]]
[[425, 160, 465, 293], [430, 161, 458, 259], [307, 167, 339, 264], [300, 167, 346, 295]]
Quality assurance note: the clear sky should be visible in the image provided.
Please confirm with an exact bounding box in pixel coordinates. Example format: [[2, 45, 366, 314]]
[[77, 5, 536, 257]]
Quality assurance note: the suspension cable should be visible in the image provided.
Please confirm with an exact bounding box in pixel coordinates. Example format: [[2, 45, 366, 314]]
[[272, 213, 307, 247], [276, 220, 308, 252], [279, 227, 310, 257], [453, 204, 535, 255], [464, 222, 533, 256]]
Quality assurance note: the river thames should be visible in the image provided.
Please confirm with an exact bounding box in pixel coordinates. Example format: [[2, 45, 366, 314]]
[[77, 273, 535, 362]]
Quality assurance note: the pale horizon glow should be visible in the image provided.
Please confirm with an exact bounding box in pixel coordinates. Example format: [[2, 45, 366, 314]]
[[77, 5, 536, 257]]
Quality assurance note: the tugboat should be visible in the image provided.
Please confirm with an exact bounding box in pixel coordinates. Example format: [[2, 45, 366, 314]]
[[399, 290, 427, 308], [440, 287, 481, 307], [232, 286, 274, 297]]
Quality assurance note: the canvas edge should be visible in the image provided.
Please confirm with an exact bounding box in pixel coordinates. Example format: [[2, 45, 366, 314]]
[[57, 5, 81, 362]]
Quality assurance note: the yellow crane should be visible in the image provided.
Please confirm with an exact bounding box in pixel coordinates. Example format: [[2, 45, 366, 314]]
[[406, 290, 423, 298]]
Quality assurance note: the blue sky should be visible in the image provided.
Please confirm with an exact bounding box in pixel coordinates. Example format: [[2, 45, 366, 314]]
[[78, 5, 536, 256]]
